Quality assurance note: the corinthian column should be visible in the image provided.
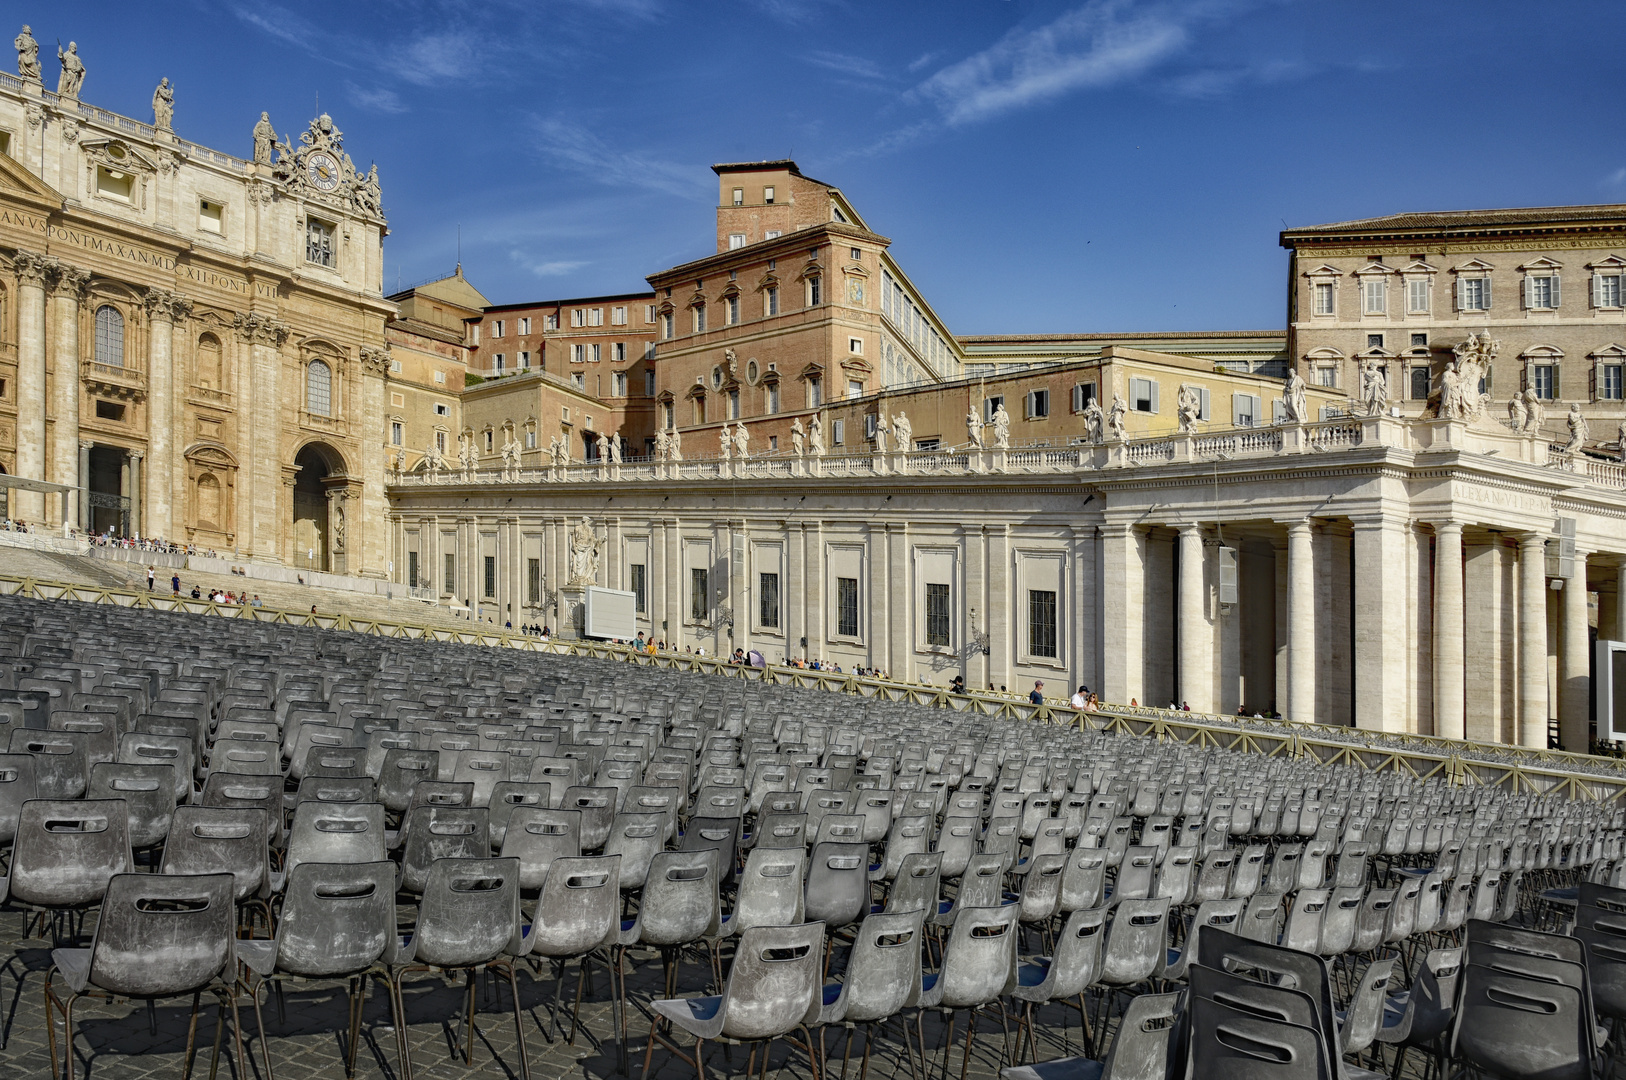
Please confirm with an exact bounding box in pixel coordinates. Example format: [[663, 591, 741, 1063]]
[[357, 346, 392, 577], [235, 312, 289, 560], [143, 289, 192, 542], [13, 250, 54, 521], [49, 264, 90, 528]]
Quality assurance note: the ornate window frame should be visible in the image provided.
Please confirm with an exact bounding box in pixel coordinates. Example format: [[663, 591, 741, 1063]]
[[1302, 264, 1341, 319]]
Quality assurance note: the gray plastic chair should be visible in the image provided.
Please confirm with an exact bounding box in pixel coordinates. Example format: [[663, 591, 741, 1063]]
[[1000, 990, 1184, 1080], [936, 816, 982, 880], [603, 810, 666, 890], [520, 854, 623, 1055], [616, 848, 723, 1027], [809, 909, 927, 1080], [389, 856, 531, 1080], [935, 903, 1021, 1080], [399, 805, 491, 894], [236, 860, 404, 1079], [1096, 898, 1170, 991], [806, 840, 873, 933], [561, 785, 616, 850], [1187, 993, 1332, 1080], [1, 798, 133, 913], [8, 730, 89, 799], [1451, 963, 1592, 1080], [486, 780, 552, 848], [500, 805, 582, 890], [724, 846, 806, 938], [160, 805, 274, 913], [88, 761, 178, 850], [0, 752, 38, 847], [643, 921, 826, 1080], [1011, 906, 1107, 1062], [377, 748, 440, 813], [280, 801, 387, 890], [1333, 956, 1395, 1058], [44, 871, 248, 1080]]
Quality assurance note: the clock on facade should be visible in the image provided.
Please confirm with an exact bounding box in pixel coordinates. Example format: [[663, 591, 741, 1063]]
[[306, 152, 340, 192]]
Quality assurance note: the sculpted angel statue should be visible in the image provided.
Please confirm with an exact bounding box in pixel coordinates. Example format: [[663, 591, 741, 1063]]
[[1106, 394, 1128, 441]]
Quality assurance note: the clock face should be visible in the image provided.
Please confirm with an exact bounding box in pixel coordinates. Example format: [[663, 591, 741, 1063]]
[[307, 152, 340, 192]]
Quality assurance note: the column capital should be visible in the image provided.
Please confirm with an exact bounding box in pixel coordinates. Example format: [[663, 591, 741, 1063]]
[[1099, 520, 1137, 538], [1279, 517, 1315, 537], [1429, 519, 1465, 536], [50, 264, 91, 299], [78, 439, 95, 451], [13, 248, 55, 286], [1517, 531, 1547, 550], [127, 450, 143, 462], [143, 288, 194, 323]]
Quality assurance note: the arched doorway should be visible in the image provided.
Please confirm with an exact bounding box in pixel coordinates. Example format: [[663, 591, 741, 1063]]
[[292, 443, 344, 572]]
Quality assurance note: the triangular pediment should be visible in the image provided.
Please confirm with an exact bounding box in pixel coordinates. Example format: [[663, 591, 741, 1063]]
[[1588, 255, 1626, 270], [1303, 264, 1342, 278], [1453, 258, 1495, 273], [1518, 256, 1564, 272], [0, 151, 64, 206], [1355, 262, 1393, 276], [1399, 260, 1437, 274]]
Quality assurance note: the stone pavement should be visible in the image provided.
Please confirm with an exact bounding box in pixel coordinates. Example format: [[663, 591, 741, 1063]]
[[0, 914, 1097, 1080]]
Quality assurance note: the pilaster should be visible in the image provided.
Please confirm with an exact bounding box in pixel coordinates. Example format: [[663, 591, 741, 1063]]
[[1431, 521, 1466, 741], [1518, 533, 1550, 748], [49, 264, 89, 528]]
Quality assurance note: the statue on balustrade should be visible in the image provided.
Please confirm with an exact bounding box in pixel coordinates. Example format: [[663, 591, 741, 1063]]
[[891, 411, 912, 453], [152, 78, 174, 130], [500, 435, 520, 472], [1519, 388, 1545, 435], [809, 413, 826, 457], [15, 25, 40, 82], [1106, 394, 1128, 441], [718, 426, 731, 461], [991, 402, 1011, 449], [670, 428, 682, 461], [1175, 384, 1201, 434], [790, 418, 805, 457], [609, 432, 623, 465], [732, 422, 749, 460], [966, 406, 983, 449], [253, 112, 278, 166], [1358, 358, 1388, 417], [595, 432, 609, 464], [1281, 368, 1308, 424], [56, 41, 84, 99], [1565, 402, 1589, 454]]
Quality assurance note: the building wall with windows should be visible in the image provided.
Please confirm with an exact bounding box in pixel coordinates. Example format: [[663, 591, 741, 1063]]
[[1282, 208, 1626, 441], [0, 63, 394, 575]]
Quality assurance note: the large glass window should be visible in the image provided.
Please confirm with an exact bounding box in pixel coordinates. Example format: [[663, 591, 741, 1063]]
[[94, 305, 124, 366], [1602, 364, 1623, 401], [759, 571, 779, 628], [305, 217, 335, 267], [925, 583, 950, 647], [1533, 365, 1555, 400], [306, 360, 332, 416], [631, 563, 646, 613], [837, 577, 859, 637], [690, 567, 709, 622], [1028, 589, 1058, 658]]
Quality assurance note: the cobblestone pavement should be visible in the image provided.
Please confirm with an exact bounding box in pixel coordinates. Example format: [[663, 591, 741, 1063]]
[[0, 915, 1106, 1080]]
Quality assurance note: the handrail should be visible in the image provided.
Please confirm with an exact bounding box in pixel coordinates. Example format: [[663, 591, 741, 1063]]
[[2, 571, 1622, 800]]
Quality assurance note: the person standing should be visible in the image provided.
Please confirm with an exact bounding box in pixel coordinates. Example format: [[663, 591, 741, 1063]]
[[171, 573, 180, 595], [1029, 680, 1045, 705], [146, 566, 156, 591]]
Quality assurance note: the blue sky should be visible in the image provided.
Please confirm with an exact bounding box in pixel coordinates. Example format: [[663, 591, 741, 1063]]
[[33, 1, 1626, 333]]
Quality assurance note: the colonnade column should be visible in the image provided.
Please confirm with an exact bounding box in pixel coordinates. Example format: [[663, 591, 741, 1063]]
[[1432, 521, 1466, 741], [1353, 514, 1409, 732], [49, 266, 88, 529], [1518, 533, 1550, 748], [13, 251, 51, 522], [1559, 551, 1593, 753], [1100, 522, 1142, 706], [1286, 520, 1316, 725], [77, 439, 91, 529], [127, 452, 142, 538], [143, 291, 176, 541], [1175, 523, 1211, 713]]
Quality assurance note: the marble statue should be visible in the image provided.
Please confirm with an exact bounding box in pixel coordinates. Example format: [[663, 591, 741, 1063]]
[[355, 165, 382, 216], [873, 415, 888, 454], [966, 406, 983, 450], [670, 428, 682, 462], [391, 448, 406, 474], [56, 41, 84, 99], [1565, 402, 1589, 453], [1619, 419, 1626, 462], [991, 402, 1012, 450], [791, 418, 805, 457], [1507, 393, 1527, 432], [1521, 387, 1545, 434], [732, 422, 749, 460], [1359, 359, 1388, 417], [718, 426, 732, 461], [152, 78, 174, 130], [810, 413, 826, 457], [653, 428, 668, 462], [1176, 384, 1201, 434], [253, 112, 277, 166], [891, 411, 912, 453], [1282, 368, 1308, 424], [724, 348, 738, 381], [14, 25, 39, 82], [331, 503, 345, 552], [567, 518, 601, 585], [458, 439, 478, 472], [500, 435, 520, 471], [1445, 332, 1497, 421], [1083, 398, 1105, 442], [1106, 394, 1128, 441], [609, 432, 623, 465], [594, 432, 609, 464], [546, 437, 561, 466], [423, 441, 445, 478]]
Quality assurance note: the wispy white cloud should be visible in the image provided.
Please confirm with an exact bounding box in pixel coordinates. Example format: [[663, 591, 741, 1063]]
[[533, 118, 706, 198], [750, 0, 841, 25], [514, 256, 590, 277], [232, 3, 329, 55], [906, 51, 940, 74], [394, 31, 478, 87], [1605, 167, 1626, 188], [347, 82, 407, 114], [913, 0, 1193, 126], [806, 51, 888, 82], [1162, 56, 1312, 99]]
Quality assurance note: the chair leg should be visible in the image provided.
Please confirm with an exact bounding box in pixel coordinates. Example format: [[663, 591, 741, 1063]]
[[224, 985, 251, 1080], [177, 991, 201, 1080], [939, 1010, 955, 1080], [62, 993, 78, 1080], [959, 1007, 978, 1080], [204, 993, 227, 1080], [463, 969, 479, 1066], [345, 976, 362, 1077], [391, 969, 416, 1080], [504, 960, 532, 1080]]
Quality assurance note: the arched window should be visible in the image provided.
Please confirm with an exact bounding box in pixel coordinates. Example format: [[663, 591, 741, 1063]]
[[95, 305, 124, 366], [306, 359, 332, 416], [196, 333, 222, 390]]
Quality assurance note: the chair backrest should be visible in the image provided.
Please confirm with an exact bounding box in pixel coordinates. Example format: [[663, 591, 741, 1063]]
[[11, 798, 133, 908], [636, 849, 721, 945], [804, 841, 870, 930], [938, 903, 1020, 1008], [733, 846, 806, 934], [377, 748, 440, 812], [1099, 990, 1184, 1080], [274, 860, 398, 977], [1187, 995, 1332, 1080], [412, 856, 524, 968], [886, 851, 944, 917], [679, 816, 741, 886], [85, 872, 236, 998], [719, 922, 826, 1041], [1041, 906, 1108, 999], [934, 816, 981, 879], [498, 806, 581, 891], [9, 729, 89, 799], [1017, 853, 1067, 924], [1099, 897, 1171, 987], [1465, 919, 1584, 964], [526, 854, 622, 957], [487, 780, 553, 848], [1451, 964, 1590, 1080], [831, 909, 926, 1023], [1338, 956, 1396, 1055], [452, 749, 512, 807], [1391, 947, 1461, 1048], [88, 761, 178, 849], [160, 805, 271, 903], [1191, 963, 1319, 1031], [0, 752, 37, 845], [285, 801, 387, 883], [1196, 927, 1339, 1070], [603, 811, 666, 890]]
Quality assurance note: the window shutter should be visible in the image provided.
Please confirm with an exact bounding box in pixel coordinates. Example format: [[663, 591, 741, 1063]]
[[1232, 391, 1247, 425], [1072, 385, 1083, 412], [1197, 387, 1210, 420], [1520, 363, 1528, 392], [1149, 381, 1160, 413], [1484, 276, 1492, 309], [1592, 274, 1600, 309], [1272, 398, 1286, 422], [1590, 362, 1598, 400], [1552, 363, 1561, 400], [1522, 275, 1530, 310], [1253, 394, 1263, 422], [1552, 272, 1561, 308], [1455, 277, 1463, 312], [1484, 365, 1493, 396]]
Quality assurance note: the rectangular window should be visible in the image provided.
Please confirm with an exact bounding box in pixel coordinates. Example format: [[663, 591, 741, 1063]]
[[1410, 333, 1428, 350], [645, 369, 656, 396], [528, 559, 541, 604], [483, 556, 495, 598], [1367, 333, 1384, 350], [661, 312, 674, 339], [434, 402, 449, 416], [544, 314, 558, 331], [764, 186, 775, 204], [444, 552, 456, 596], [690, 567, 708, 621], [1410, 367, 1430, 401], [728, 234, 746, 250], [611, 306, 627, 326], [590, 343, 601, 363], [408, 551, 419, 589], [1313, 282, 1335, 315], [645, 304, 656, 323], [1533, 365, 1555, 400], [493, 320, 504, 338], [1316, 367, 1337, 387], [808, 377, 822, 407], [1363, 278, 1386, 315], [436, 432, 446, 451], [925, 583, 950, 647], [837, 577, 859, 637], [198, 198, 223, 234], [434, 371, 446, 384], [571, 344, 585, 363], [613, 372, 628, 396], [631, 563, 646, 613], [849, 337, 863, 354], [847, 379, 863, 399], [525, 430, 536, 448], [520, 351, 530, 368], [493, 353, 504, 372], [727, 296, 739, 324], [759, 571, 780, 628], [766, 287, 779, 316], [588, 308, 604, 327], [832, 418, 844, 445], [728, 388, 740, 419], [1460, 277, 1488, 311], [1231, 392, 1260, 427], [1527, 275, 1555, 309], [766, 382, 779, 414], [1601, 364, 1623, 401], [1407, 278, 1430, 313], [694, 306, 706, 334], [390, 421, 403, 446], [1071, 382, 1097, 412], [1130, 377, 1158, 413], [305, 217, 335, 267], [573, 373, 584, 388], [985, 395, 1004, 422], [571, 309, 584, 328], [519, 317, 531, 335], [1026, 389, 1050, 419], [1028, 589, 1058, 658], [765, 229, 781, 240], [732, 187, 744, 206], [96, 165, 133, 202], [1598, 275, 1624, 308], [808, 277, 822, 306]]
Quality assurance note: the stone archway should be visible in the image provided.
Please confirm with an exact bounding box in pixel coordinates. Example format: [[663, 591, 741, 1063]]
[[292, 442, 346, 573]]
